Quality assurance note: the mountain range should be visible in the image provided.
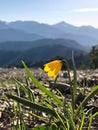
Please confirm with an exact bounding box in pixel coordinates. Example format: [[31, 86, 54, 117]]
[[0, 38, 86, 66], [0, 39, 84, 51], [0, 20, 97, 67], [0, 20, 97, 47]]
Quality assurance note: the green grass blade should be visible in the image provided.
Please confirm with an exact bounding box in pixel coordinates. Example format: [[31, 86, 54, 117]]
[[29, 112, 48, 121], [32, 124, 51, 130], [6, 94, 57, 118], [92, 111, 98, 118], [88, 113, 93, 130], [64, 104, 75, 130], [22, 61, 63, 106], [55, 111, 66, 129], [14, 78, 35, 102], [75, 85, 98, 117], [26, 86, 35, 102], [72, 52, 77, 108], [14, 78, 28, 95], [79, 112, 85, 130], [16, 86, 22, 128]]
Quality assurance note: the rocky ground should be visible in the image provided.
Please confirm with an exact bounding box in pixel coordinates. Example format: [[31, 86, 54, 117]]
[[0, 67, 98, 129]]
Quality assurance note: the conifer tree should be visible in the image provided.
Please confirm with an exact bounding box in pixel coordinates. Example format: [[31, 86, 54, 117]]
[[89, 45, 98, 68]]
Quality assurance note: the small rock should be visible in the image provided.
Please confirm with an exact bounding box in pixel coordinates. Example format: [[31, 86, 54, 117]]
[[49, 82, 70, 94]]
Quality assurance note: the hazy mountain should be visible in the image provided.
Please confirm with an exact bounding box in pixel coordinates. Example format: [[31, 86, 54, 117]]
[[0, 20, 97, 48], [0, 38, 85, 51], [53, 21, 98, 45], [53, 21, 98, 39], [0, 43, 86, 67], [53, 21, 78, 33], [8, 21, 98, 47], [0, 20, 95, 67], [19, 44, 85, 62], [0, 50, 21, 66], [0, 28, 44, 42], [0, 21, 8, 29], [8, 21, 66, 38], [78, 25, 98, 39], [0, 38, 87, 67]]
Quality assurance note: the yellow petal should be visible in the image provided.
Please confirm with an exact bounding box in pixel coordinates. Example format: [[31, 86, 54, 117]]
[[48, 70, 54, 77], [44, 65, 50, 72], [44, 60, 62, 80], [54, 63, 62, 76], [53, 74, 57, 80]]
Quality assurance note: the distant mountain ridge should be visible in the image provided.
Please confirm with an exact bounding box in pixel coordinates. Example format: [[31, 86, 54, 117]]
[[0, 39, 85, 51], [0, 20, 97, 48], [0, 20, 96, 67], [0, 43, 86, 67], [0, 28, 44, 42], [53, 21, 98, 40]]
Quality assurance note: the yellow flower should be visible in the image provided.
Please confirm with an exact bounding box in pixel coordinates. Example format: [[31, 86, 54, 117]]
[[44, 60, 62, 79]]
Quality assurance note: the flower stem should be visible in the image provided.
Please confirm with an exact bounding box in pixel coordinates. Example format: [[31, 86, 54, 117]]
[[62, 60, 74, 111]]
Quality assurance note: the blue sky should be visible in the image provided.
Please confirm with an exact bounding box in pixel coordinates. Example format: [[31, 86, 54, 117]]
[[0, 0, 98, 27]]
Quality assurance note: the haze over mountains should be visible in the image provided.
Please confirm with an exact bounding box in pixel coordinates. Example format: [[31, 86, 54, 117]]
[[0, 20, 97, 47], [0, 20, 97, 67]]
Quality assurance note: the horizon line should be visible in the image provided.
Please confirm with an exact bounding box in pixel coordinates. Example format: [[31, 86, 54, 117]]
[[0, 19, 97, 28]]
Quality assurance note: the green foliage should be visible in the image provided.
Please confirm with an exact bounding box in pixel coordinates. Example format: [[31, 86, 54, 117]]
[[89, 45, 98, 68], [6, 59, 98, 130]]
